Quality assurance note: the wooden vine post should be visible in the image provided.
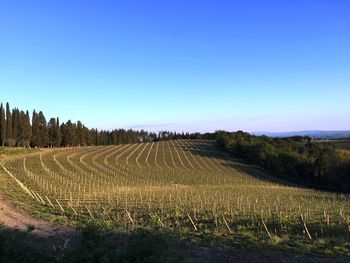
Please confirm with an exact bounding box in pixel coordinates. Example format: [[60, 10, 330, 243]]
[[301, 213, 312, 240]]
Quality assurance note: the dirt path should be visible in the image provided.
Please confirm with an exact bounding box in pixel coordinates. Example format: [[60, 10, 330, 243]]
[[0, 193, 74, 250], [0, 150, 71, 238]]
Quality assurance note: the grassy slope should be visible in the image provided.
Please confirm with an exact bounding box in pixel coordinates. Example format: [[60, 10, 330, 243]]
[[0, 141, 350, 260], [337, 149, 350, 160], [0, 146, 40, 158]]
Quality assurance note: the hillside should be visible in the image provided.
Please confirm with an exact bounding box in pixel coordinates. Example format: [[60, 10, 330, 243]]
[[0, 140, 350, 261], [253, 130, 350, 139]]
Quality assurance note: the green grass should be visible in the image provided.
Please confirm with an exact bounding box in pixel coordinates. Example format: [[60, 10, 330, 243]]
[[0, 146, 40, 158], [0, 140, 349, 257], [337, 149, 350, 160], [0, 223, 184, 263]]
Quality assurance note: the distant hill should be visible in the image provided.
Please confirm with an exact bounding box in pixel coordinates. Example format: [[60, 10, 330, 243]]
[[252, 130, 350, 139]]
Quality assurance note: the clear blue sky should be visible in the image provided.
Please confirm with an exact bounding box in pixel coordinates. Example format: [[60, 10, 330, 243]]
[[0, 0, 349, 132]]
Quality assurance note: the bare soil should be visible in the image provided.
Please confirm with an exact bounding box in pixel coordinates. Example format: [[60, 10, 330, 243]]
[[0, 193, 75, 250], [0, 154, 10, 159]]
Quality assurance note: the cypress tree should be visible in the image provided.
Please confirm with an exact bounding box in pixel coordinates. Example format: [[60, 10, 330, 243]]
[[0, 103, 157, 148], [38, 111, 49, 147], [83, 125, 92, 146], [12, 108, 19, 145], [0, 103, 6, 146], [17, 110, 24, 146], [60, 122, 67, 146], [17, 111, 31, 147], [61, 120, 77, 147], [31, 110, 40, 147], [94, 128, 98, 146], [48, 118, 56, 147], [76, 121, 84, 146], [5, 102, 13, 146], [24, 111, 32, 147], [48, 117, 62, 147], [55, 117, 62, 147]]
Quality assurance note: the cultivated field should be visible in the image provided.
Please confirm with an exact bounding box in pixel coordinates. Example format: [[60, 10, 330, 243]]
[[1, 140, 350, 254]]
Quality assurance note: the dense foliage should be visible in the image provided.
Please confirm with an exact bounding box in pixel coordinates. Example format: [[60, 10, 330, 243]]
[[0, 225, 182, 263], [0, 102, 207, 148], [0, 102, 158, 147], [215, 131, 350, 192]]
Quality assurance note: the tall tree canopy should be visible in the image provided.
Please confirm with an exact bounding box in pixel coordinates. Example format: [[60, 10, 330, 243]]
[[5, 102, 13, 146], [0, 103, 6, 147], [0, 101, 207, 148]]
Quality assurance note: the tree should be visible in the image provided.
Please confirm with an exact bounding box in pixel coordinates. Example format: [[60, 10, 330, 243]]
[[24, 111, 32, 147], [31, 110, 40, 147], [48, 118, 57, 147], [0, 101, 159, 148], [38, 111, 49, 147], [48, 117, 62, 147], [82, 125, 92, 146], [55, 117, 62, 147], [61, 120, 77, 147], [5, 102, 14, 146], [12, 108, 19, 144], [92, 128, 98, 146], [17, 111, 32, 147], [76, 121, 83, 146], [0, 103, 6, 146]]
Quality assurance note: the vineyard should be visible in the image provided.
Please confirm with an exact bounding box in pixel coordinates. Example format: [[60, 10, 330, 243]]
[[1, 140, 350, 254]]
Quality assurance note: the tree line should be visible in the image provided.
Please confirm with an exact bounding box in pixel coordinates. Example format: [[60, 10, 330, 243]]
[[2, 101, 349, 192], [215, 131, 350, 192], [0, 102, 214, 148], [0, 102, 153, 147]]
